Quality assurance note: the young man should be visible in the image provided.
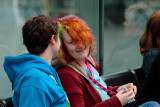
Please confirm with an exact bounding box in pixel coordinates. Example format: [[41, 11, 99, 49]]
[[3, 15, 69, 107]]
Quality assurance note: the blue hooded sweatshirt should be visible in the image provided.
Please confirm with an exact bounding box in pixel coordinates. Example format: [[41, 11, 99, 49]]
[[3, 53, 68, 107]]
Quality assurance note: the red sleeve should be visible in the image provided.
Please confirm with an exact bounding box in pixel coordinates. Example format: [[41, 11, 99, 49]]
[[58, 68, 85, 107], [58, 67, 122, 107], [92, 95, 122, 107], [107, 86, 120, 93]]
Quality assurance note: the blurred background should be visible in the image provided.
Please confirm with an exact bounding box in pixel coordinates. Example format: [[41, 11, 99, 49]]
[[0, 0, 160, 99]]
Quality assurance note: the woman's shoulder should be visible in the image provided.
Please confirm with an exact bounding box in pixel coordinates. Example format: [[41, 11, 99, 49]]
[[145, 48, 160, 56], [57, 66, 84, 84], [57, 66, 81, 77], [57, 66, 73, 73]]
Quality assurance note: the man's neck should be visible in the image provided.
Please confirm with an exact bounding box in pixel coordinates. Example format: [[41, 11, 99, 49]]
[[38, 49, 53, 65]]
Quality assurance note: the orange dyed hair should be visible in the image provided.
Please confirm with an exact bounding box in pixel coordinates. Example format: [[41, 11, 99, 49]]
[[57, 15, 97, 64], [140, 10, 160, 54]]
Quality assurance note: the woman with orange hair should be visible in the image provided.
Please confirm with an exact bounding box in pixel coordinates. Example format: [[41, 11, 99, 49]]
[[53, 15, 160, 107], [53, 15, 138, 107]]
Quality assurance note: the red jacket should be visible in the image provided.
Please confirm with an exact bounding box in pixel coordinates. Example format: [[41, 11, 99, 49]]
[[57, 56, 122, 107]]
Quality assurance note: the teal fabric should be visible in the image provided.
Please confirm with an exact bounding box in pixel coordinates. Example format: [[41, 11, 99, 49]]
[[83, 64, 110, 101], [4, 53, 68, 107]]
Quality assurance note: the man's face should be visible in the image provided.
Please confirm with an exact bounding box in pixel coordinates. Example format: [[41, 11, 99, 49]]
[[123, 12, 136, 37]]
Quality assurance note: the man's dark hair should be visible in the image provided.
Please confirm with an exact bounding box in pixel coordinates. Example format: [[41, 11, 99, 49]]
[[22, 15, 58, 55]]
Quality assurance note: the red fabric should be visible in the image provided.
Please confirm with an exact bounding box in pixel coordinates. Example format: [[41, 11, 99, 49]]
[[57, 57, 122, 107], [91, 56, 99, 72]]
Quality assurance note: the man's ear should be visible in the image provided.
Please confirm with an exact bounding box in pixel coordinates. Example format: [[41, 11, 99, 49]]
[[50, 35, 55, 45]]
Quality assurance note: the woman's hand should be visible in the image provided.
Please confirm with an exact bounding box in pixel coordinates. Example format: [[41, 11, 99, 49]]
[[118, 83, 137, 95], [116, 89, 135, 106]]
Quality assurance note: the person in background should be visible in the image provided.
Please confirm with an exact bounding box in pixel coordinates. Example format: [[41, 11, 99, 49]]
[[135, 10, 160, 104], [53, 15, 160, 107], [3, 15, 70, 107], [140, 10, 160, 77], [123, 2, 153, 37]]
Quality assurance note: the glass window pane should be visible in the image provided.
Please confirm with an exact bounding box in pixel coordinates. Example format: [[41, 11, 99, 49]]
[[104, 0, 160, 75], [0, 0, 99, 98]]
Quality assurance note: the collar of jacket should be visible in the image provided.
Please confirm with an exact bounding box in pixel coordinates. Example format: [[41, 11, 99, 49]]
[[52, 55, 96, 79], [66, 55, 95, 79], [52, 55, 102, 101], [66, 56, 103, 101]]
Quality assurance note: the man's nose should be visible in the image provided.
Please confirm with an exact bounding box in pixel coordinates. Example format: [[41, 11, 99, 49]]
[[123, 21, 127, 27]]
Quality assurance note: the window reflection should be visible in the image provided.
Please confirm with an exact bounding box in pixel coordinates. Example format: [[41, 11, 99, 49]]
[[104, 0, 160, 75], [1, 0, 160, 99], [0, 0, 99, 98]]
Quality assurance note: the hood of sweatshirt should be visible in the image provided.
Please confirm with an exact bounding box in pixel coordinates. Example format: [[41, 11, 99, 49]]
[[3, 53, 54, 84], [3, 53, 68, 107]]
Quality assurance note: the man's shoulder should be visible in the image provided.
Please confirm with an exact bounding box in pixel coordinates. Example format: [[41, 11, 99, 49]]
[[24, 68, 48, 79], [20, 68, 56, 88]]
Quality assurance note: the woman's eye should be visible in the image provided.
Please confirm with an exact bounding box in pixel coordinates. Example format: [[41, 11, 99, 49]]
[[69, 41, 74, 44]]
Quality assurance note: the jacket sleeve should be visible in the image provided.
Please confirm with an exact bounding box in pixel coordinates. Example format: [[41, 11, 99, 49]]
[[58, 68, 122, 107], [19, 86, 50, 107], [108, 86, 120, 92], [92, 95, 122, 107], [58, 70, 85, 107]]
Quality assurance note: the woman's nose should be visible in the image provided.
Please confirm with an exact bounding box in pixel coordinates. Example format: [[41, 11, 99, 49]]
[[76, 44, 85, 49]]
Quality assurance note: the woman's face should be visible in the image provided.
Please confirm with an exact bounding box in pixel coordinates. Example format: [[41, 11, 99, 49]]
[[62, 30, 90, 61]]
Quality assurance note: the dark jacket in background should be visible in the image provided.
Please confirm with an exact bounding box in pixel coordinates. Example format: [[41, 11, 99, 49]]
[[141, 48, 160, 77], [136, 51, 160, 103], [125, 50, 160, 107]]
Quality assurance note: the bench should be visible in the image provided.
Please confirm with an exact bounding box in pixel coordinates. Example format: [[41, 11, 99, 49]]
[[101, 68, 144, 89], [0, 97, 13, 107], [0, 68, 144, 107]]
